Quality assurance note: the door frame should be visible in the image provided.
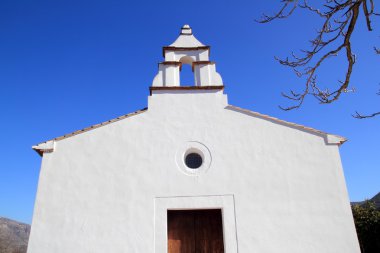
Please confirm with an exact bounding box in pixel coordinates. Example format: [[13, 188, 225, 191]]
[[154, 195, 238, 253]]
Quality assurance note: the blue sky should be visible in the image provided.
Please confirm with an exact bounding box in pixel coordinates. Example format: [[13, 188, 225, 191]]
[[0, 0, 379, 224]]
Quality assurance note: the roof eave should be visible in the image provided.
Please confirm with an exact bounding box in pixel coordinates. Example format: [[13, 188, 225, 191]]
[[32, 141, 55, 157], [162, 46, 210, 57], [226, 105, 347, 146], [32, 108, 148, 156]]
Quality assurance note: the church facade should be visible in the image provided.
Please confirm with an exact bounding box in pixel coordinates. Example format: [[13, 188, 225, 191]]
[[27, 25, 360, 253]]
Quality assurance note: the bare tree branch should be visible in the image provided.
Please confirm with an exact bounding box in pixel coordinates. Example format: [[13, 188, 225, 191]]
[[353, 111, 380, 118], [363, 0, 373, 31], [256, 0, 299, 23], [258, 0, 379, 118], [353, 86, 380, 118]]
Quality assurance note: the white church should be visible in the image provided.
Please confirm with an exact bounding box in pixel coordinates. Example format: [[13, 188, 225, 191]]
[[28, 25, 361, 253]]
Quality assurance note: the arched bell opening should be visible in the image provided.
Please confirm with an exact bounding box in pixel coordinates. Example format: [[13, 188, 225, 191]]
[[151, 25, 224, 88], [179, 56, 196, 86], [179, 56, 194, 65]]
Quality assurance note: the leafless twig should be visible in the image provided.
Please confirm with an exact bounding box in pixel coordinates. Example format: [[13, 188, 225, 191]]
[[258, 0, 379, 118], [353, 87, 380, 118]]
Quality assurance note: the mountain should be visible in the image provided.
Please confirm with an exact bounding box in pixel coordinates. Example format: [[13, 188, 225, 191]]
[[0, 217, 30, 253], [371, 192, 380, 209], [351, 192, 380, 210]]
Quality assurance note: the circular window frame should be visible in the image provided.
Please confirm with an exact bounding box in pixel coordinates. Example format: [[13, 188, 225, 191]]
[[175, 141, 212, 176]]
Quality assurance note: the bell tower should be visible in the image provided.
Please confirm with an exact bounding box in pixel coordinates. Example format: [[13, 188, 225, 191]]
[[151, 25, 224, 88]]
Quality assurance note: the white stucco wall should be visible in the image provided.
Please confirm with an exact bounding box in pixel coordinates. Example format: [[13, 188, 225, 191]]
[[27, 90, 360, 253]]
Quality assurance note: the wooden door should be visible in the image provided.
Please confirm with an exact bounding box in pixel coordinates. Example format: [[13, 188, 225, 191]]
[[167, 209, 224, 253]]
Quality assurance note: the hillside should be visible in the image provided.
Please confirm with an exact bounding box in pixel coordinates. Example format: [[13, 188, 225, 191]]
[[371, 192, 380, 209], [351, 192, 380, 210], [0, 217, 30, 253]]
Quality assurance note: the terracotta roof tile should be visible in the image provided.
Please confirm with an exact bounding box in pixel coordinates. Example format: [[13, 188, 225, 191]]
[[226, 105, 346, 145], [33, 108, 147, 155], [33, 104, 346, 157]]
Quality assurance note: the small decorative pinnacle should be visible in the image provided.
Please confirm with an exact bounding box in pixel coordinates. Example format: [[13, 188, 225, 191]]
[[181, 24, 192, 35]]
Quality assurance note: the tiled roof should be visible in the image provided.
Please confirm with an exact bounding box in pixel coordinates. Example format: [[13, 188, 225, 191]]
[[33, 108, 147, 156], [33, 104, 346, 156], [226, 105, 347, 145]]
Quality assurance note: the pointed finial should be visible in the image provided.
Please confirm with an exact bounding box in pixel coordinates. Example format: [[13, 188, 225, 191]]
[[181, 24, 192, 35]]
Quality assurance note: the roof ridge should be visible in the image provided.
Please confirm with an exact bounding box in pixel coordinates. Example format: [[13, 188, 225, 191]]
[[33, 108, 147, 155], [226, 105, 346, 145], [33, 104, 346, 157]]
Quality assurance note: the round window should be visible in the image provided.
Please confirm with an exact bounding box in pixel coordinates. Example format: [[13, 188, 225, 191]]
[[184, 152, 203, 169], [175, 141, 211, 176]]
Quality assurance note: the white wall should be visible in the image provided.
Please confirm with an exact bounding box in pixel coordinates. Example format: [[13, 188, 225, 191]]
[[27, 90, 360, 253]]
